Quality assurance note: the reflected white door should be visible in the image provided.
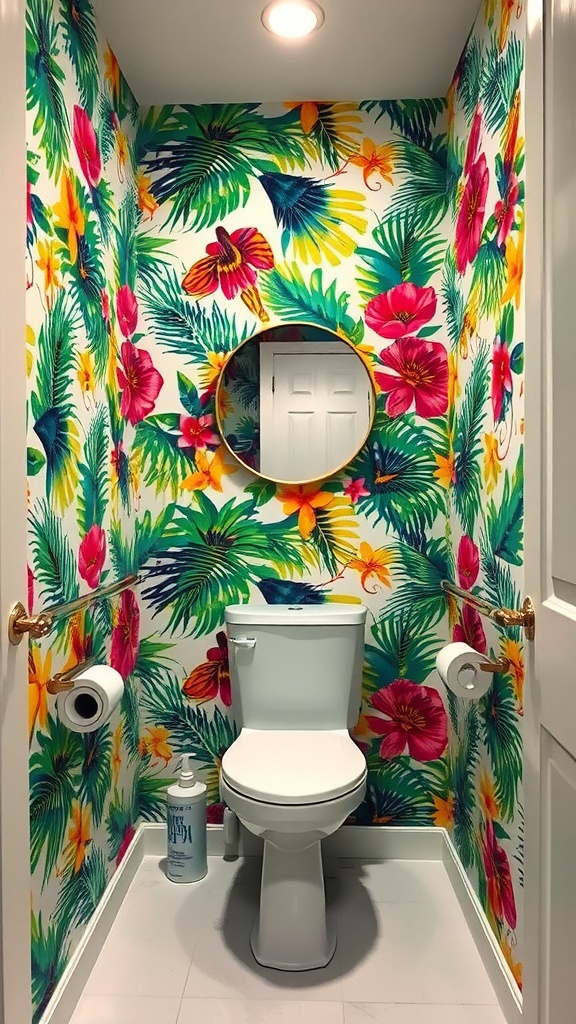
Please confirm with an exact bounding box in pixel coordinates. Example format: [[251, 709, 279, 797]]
[[524, 2, 576, 1021], [260, 343, 371, 482]]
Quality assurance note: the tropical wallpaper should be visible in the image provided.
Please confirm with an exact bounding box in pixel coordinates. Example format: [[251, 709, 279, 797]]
[[25, 0, 525, 1017]]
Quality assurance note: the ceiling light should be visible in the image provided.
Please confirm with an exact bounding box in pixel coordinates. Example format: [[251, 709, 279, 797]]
[[262, 1, 325, 39]]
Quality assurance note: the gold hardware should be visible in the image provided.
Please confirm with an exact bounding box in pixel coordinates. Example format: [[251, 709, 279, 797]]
[[7, 573, 139, 647], [479, 656, 511, 674], [47, 656, 98, 695], [441, 582, 536, 641]]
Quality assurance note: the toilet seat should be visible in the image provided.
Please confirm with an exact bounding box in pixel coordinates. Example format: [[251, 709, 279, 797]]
[[221, 728, 367, 805]]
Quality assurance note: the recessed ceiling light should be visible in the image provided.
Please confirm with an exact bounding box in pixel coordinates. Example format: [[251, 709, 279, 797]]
[[261, 1, 325, 40]]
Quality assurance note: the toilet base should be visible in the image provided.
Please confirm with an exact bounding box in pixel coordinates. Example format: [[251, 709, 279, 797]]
[[250, 837, 336, 971]]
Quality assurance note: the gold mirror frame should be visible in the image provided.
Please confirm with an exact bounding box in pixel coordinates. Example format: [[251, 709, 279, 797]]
[[214, 321, 377, 486]]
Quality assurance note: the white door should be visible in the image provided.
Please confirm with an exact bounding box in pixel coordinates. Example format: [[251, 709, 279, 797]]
[[259, 342, 372, 482], [524, 2, 576, 1021]]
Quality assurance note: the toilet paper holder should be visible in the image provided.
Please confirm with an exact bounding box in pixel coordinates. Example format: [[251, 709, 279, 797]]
[[478, 655, 511, 674], [47, 655, 97, 694]]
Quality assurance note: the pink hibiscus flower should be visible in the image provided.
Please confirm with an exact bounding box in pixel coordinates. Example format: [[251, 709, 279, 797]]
[[116, 824, 136, 866], [482, 819, 517, 929], [495, 173, 519, 247], [365, 283, 437, 340], [116, 284, 138, 339], [453, 604, 487, 654], [457, 535, 480, 590], [178, 413, 219, 450], [117, 341, 164, 425], [464, 106, 483, 176], [492, 339, 512, 423], [365, 678, 448, 762], [374, 336, 448, 418], [73, 105, 102, 188], [27, 565, 35, 614], [110, 589, 140, 679], [182, 225, 275, 322], [78, 524, 106, 590], [455, 154, 489, 274], [342, 476, 370, 502]]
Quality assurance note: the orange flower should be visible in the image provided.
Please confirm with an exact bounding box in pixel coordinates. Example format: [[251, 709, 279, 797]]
[[104, 45, 121, 102], [434, 451, 456, 489], [65, 801, 91, 874], [480, 769, 500, 820], [112, 723, 122, 786], [53, 169, 85, 264], [115, 128, 129, 181], [277, 484, 334, 539], [180, 447, 237, 493], [285, 100, 320, 134], [502, 638, 525, 712], [484, 433, 502, 494], [348, 541, 394, 592], [28, 645, 52, 743], [499, 0, 516, 50], [349, 138, 395, 190], [502, 230, 524, 310], [35, 239, 62, 307], [137, 172, 158, 220], [143, 725, 172, 765], [432, 794, 455, 829], [501, 937, 523, 990]]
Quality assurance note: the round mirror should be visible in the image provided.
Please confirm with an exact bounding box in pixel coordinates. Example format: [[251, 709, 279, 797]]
[[216, 323, 375, 485]]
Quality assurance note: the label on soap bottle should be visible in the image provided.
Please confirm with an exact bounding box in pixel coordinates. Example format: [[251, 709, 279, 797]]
[[166, 801, 207, 883]]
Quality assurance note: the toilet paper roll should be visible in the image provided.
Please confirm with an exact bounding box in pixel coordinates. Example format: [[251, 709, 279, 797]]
[[436, 642, 492, 700], [57, 664, 124, 733]]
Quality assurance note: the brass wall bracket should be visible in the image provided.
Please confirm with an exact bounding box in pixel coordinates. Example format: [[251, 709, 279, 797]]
[[490, 597, 536, 642], [8, 603, 52, 645], [479, 656, 511, 674], [46, 656, 97, 695]]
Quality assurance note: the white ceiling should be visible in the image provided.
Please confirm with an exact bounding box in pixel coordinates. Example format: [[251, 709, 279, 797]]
[[91, 0, 481, 107]]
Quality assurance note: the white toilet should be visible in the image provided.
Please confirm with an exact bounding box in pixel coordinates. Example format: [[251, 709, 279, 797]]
[[220, 603, 367, 972]]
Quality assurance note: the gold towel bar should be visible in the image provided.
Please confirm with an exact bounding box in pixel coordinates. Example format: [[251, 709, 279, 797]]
[[441, 580, 535, 641], [8, 573, 139, 647], [46, 656, 98, 695]]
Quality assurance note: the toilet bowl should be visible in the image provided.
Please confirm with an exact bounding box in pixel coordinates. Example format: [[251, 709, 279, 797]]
[[221, 728, 366, 970], [223, 603, 368, 971]]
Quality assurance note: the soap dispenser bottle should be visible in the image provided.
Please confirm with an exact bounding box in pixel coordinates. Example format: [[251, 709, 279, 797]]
[[166, 753, 207, 883]]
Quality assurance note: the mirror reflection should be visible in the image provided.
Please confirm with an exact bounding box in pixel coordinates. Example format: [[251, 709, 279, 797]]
[[216, 324, 375, 484]]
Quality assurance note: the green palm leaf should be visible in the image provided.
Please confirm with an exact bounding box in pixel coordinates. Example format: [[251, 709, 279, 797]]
[[105, 787, 136, 863], [364, 759, 436, 825], [451, 703, 482, 871], [480, 34, 523, 134], [480, 673, 522, 821], [470, 240, 507, 318], [453, 340, 489, 535], [30, 714, 84, 885], [137, 770, 172, 822], [31, 910, 71, 1024], [259, 263, 364, 343], [386, 137, 450, 229], [113, 191, 139, 290], [356, 213, 447, 303], [54, 844, 108, 932], [141, 493, 309, 636], [132, 414, 199, 498], [133, 635, 178, 694], [108, 505, 176, 577], [441, 249, 464, 349], [386, 537, 451, 628], [309, 501, 358, 575], [364, 612, 443, 692], [29, 499, 79, 607], [455, 33, 483, 125], [59, 0, 99, 115], [485, 448, 523, 565], [140, 265, 251, 362], [59, 221, 108, 381], [135, 232, 174, 290], [119, 678, 140, 761], [361, 98, 446, 149], [77, 405, 109, 534], [80, 728, 112, 827], [141, 672, 237, 762], [26, 0, 69, 180], [298, 102, 362, 171]]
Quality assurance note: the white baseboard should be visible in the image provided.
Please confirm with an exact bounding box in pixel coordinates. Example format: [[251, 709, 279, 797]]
[[39, 823, 522, 1024]]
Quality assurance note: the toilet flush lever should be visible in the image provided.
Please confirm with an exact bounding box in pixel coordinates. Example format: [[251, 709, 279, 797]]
[[229, 636, 256, 648]]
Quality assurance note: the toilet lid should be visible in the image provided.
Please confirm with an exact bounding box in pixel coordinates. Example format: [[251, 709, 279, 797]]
[[221, 729, 367, 805]]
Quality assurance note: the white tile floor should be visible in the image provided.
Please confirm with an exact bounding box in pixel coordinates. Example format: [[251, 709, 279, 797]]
[[70, 855, 506, 1024]]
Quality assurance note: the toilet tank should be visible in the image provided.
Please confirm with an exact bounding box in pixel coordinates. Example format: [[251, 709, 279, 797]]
[[225, 604, 367, 730]]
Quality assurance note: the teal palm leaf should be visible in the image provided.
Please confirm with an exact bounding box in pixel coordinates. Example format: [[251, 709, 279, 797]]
[[58, 214, 108, 380], [480, 673, 522, 821], [113, 191, 139, 290], [386, 137, 450, 229], [485, 448, 524, 565], [132, 414, 199, 498], [96, 90, 116, 163], [137, 770, 171, 821], [455, 33, 483, 124], [356, 213, 447, 303], [30, 714, 84, 885], [364, 760, 436, 825], [259, 263, 364, 343], [451, 703, 482, 871], [77, 405, 109, 535], [135, 232, 174, 290], [386, 537, 451, 628], [105, 787, 137, 864], [31, 911, 71, 1024], [59, 0, 99, 115], [54, 844, 108, 932], [453, 340, 489, 535], [108, 505, 176, 578], [139, 265, 251, 363], [141, 493, 310, 637], [441, 249, 465, 349], [80, 728, 112, 827], [26, 0, 69, 180], [480, 35, 523, 134], [29, 499, 79, 607], [309, 501, 359, 575], [295, 102, 362, 171], [141, 673, 237, 762], [133, 635, 179, 694], [120, 678, 140, 760], [361, 98, 446, 149], [364, 613, 443, 693]]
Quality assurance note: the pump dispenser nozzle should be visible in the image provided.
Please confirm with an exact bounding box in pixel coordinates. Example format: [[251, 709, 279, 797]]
[[179, 753, 197, 788]]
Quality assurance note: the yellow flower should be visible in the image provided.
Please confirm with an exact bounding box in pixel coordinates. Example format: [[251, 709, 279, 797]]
[[53, 169, 85, 265], [479, 769, 500, 820], [115, 128, 129, 179], [104, 45, 121, 102], [502, 637, 525, 712], [77, 350, 95, 396], [502, 230, 524, 310], [434, 451, 456, 490], [501, 937, 523, 990], [112, 724, 122, 787], [180, 447, 237, 493], [290, 190, 368, 267], [277, 484, 334, 539], [143, 725, 172, 765], [28, 645, 52, 744], [448, 351, 460, 410], [432, 794, 455, 829], [349, 138, 395, 190], [285, 100, 321, 134], [459, 286, 480, 358], [499, 0, 516, 51], [199, 351, 227, 392], [137, 172, 158, 220], [484, 0, 497, 24], [484, 433, 502, 494], [35, 239, 62, 307], [65, 801, 91, 874], [348, 541, 394, 593], [26, 324, 35, 378]]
